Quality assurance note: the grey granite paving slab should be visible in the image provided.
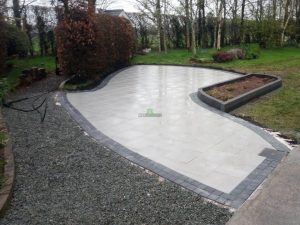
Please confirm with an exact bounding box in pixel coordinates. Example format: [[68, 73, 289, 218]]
[[61, 65, 289, 208]]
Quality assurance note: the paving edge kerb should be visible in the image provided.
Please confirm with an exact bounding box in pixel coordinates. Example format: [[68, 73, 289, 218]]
[[0, 135, 15, 217]]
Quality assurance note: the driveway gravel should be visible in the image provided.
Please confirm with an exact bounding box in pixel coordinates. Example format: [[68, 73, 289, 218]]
[[0, 75, 232, 225]]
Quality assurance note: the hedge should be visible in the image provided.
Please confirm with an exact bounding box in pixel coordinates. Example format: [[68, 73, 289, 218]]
[[5, 24, 30, 57], [56, 6, 135, 80]]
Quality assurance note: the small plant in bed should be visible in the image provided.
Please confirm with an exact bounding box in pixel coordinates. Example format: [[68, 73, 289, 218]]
[[206, 75, 276, 102]]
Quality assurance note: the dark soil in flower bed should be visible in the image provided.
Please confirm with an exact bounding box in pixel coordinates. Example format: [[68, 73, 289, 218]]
[[206, 75, 276, 101]]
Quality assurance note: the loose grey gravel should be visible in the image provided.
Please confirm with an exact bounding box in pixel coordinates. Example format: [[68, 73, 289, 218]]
[[0, 75, 232, 225]]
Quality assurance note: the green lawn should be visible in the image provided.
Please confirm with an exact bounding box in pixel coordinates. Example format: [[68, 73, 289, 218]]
[[133, 47, 300, 143], [4, 56, 55, 89], [133, 48, 217, 65]]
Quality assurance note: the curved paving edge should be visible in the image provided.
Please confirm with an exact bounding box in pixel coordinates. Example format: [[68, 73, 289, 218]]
[[0, 137, 15, 217], [58, 65, 290, 209]]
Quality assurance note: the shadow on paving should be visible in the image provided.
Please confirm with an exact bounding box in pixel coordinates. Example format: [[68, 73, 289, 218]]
[[0, 76, 232, 225]]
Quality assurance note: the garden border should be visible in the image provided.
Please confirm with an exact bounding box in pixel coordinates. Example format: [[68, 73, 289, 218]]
[[198, 73, 282, 112], [59, 64, 290, 209]]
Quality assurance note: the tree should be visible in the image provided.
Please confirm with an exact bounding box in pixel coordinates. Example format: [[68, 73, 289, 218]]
[[197, 0, 207, 47], [128, 12, 153, 49], [189, 0, 196, 56], [184, 0, 191, 49], [214, 0, 224, 50], [34, 6, 48, 56], [296, 0, 300, 42], [12, 0, 37, 29], [239, 0, 246, 44], [136, 0, 167, 52], [0, 0, 7, 73], [12, 0, 21, 28], [280, 0, 296, 46]]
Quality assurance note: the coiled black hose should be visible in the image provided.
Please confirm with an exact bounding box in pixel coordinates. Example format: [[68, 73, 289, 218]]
[[2, 88, 57, 123]]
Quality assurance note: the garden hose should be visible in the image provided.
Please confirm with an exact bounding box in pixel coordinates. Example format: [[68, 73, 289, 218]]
[[3, 88, 58, 123]]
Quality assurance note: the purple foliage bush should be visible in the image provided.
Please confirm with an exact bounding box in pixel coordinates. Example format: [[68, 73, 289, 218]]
[[213, 52, 235, 63]]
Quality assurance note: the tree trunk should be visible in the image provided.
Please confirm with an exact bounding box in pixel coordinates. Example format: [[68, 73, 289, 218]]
[[190, 0, 197, 56], [88, 0, 96, 15], [185, 0, 191, 50], [231, 0, 238, 44], [239, 0, 246, 44], [23, 15, 34, 56], [215, 0, 223, 50], [156, 0, 162, 52], [197, 0, 207, 48], [221, 0, 226, 47], [191, 21, 197, 56], [12, 0, 21, 28], [280, 0, 294, 46], [197, 0, 202, 46], [273, 0, 277, 19], [296, 0, 300, 42], [201, 0, 208, 48], [163, 0, 167, 53], [217, 22, 222, 50]]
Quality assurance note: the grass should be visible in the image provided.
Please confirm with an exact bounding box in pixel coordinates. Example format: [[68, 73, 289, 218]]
[[4, 56, 55, 89], [133, 47, 300, 143], [133, 48, 217, 65]]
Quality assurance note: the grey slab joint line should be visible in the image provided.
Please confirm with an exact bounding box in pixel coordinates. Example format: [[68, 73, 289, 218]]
[[58, 65, 289, 209]]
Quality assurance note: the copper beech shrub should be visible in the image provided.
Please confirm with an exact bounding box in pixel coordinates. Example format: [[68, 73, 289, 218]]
[[56, 7, 135, 80]]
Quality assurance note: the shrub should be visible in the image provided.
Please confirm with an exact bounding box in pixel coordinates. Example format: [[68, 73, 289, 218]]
[[5, 24, 30, 57], [213, 52, 235, 63], [56, 3, 135, 81], [227, 48, 245, 59], [242, 44, 261, 59]]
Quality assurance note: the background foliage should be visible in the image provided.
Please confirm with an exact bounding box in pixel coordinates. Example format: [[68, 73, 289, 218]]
[[5, 24, 30, 57]]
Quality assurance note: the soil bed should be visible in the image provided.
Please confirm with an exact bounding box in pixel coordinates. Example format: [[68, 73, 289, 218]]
[[206, 75, 276, 101]]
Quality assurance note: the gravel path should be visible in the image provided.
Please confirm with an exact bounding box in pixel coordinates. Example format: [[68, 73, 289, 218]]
[[0, 75, 232, 225]]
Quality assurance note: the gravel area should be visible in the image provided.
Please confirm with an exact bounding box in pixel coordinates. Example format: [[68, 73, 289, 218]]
[[0, 75, 232, 225]]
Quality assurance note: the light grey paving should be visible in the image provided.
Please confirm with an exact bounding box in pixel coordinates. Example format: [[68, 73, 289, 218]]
[[67, 65, 277, 194]]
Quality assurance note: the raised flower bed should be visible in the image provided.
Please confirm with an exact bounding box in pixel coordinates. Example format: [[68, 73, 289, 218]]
[[198, 73, 282, 112]]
